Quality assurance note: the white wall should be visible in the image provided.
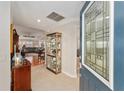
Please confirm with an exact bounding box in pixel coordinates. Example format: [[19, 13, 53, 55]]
[[51, 21, 79, 78], [0, 2, 10, 90]]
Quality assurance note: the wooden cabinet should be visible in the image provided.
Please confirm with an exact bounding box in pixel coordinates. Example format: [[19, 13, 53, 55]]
[[11, 61, 31, 91], [13, 29, 19, 53], [32, 53, 45, 66], [10, 24, 13, 54], [10, 24, 19, 58]]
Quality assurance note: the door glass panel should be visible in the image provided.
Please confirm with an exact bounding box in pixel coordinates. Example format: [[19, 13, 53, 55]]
[[84, 1, 109, 81]]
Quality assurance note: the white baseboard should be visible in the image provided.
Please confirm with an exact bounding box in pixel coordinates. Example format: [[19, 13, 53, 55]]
[[62, 71, 77, 78]]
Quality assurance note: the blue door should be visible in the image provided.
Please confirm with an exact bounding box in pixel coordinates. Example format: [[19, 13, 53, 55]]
[[80, 1, 124, 91]]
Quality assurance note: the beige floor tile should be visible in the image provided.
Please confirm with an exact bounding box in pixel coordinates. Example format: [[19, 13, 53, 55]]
[[31, 65, 79, 91]]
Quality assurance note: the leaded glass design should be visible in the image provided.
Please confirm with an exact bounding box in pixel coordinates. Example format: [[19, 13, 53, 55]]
[[84, 1, 109, 80]]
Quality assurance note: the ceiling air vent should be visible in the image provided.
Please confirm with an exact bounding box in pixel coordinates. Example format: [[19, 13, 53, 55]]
[[47, 12, 64, 22]]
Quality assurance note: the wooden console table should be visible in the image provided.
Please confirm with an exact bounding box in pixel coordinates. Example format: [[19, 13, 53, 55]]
[[11, 60, 31, 91]]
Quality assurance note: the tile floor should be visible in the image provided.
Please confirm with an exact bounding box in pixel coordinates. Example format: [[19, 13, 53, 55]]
[[31, 65, 79, 91]]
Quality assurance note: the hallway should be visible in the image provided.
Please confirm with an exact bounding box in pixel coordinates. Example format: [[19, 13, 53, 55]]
[[31, 65, 79, 91], [1, 1, 124, 91]]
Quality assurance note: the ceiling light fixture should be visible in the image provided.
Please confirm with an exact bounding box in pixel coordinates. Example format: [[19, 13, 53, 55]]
[[37, 19, 41, 23]]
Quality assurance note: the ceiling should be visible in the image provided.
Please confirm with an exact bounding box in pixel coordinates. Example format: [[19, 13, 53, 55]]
[[11, 1, 84, 32]]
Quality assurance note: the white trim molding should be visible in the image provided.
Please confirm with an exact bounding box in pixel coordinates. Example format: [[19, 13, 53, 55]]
[[62, 71, 77, 78]]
